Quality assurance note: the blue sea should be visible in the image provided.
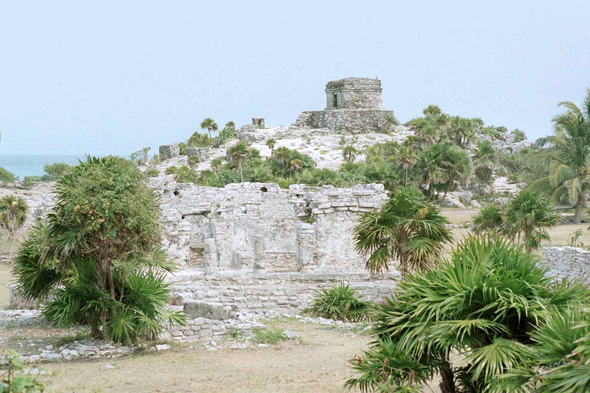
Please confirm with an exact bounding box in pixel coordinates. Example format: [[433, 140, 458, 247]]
[[0, 155, 84, 179]]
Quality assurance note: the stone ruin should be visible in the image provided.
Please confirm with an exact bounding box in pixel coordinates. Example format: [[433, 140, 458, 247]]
[[294, 77, 396, 134]]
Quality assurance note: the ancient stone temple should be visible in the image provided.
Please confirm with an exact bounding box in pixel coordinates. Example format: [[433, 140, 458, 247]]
[[294, 77, 395, 133]]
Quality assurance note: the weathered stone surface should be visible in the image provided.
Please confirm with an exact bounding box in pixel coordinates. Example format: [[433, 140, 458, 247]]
[[294, 109, 395, 134], [186, 147, 210, 162], [183, 301, 235, 320], [325, 78, 383, 110], [159, 144, 180, 160], [541, 247, 590, 282]]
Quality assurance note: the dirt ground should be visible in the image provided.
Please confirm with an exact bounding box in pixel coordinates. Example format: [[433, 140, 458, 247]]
[[34, 321, 376, 393]]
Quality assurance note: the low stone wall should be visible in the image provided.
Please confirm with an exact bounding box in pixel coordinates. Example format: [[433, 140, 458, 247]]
[[541, 246, 590, 281], [294, 109, 395, 134]]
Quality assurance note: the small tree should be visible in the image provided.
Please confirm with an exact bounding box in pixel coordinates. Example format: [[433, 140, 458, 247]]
[[228, 141, 254, 182], [43, 162, 72, 180], [474, 164, 494, 196], [1, 349, 45, 392], [13, 156, 184, 343], [472, 204, 504, 234], [342, 145, 358, 163], [0, 195, 28, 261], [200, 118, 218, 137], [0, 167, 16, 185], [354, 187, 452, 276], [265, 138, 276, 156], [503, 191, 558, 251], [397, 145, 417, 186]]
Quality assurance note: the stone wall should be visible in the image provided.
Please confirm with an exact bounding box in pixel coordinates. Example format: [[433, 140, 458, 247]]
[[293, 109, 395, 134], [153, 182, 388, 272], [541, 246, 590, 281], [325, 78, 383, 110]]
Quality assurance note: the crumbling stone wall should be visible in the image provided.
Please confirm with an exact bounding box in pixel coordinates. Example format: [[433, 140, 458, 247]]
[[541, 246, 590, 281], [154, 182, 388, 272], [294, 109, 395, 134]]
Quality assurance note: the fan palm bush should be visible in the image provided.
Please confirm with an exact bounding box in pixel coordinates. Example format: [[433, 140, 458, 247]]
[[304, 282, 372, 322], [0, 195, 28, 261], [13, 156, 184, 344], [346, 236, 588, 392], [354, 186, 452, 276]]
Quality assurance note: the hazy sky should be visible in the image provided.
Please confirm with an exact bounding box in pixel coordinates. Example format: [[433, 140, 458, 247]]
[[1, 1, 589, 156]]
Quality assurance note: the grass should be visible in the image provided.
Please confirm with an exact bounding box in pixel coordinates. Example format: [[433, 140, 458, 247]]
[[252, 328, 287, 344]]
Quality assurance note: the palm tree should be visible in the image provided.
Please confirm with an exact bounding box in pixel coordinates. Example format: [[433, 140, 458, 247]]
[[354, 186, 452, 276], [529, 90, 590, 223], [0, 195, 28, 261], [397, 145, 417, 186], [502, 191, 558, 251], [228, 141, 253, 182], [342, 145, 358, 163], [225, 121, 235, 130], [439, 146, 471, 202], [266, 138, 276, 156], [200, 118, 218, 138], [418, 154, 446, 199]]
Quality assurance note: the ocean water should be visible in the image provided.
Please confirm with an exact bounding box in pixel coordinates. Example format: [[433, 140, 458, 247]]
[[0, 155, 83, 179]]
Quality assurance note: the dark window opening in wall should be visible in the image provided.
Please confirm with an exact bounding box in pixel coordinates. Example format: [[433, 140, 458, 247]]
[[333, 94, 338, 108]]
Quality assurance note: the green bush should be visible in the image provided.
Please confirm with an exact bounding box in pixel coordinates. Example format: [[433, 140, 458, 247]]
[[22, 176, 40, 189], [252, 328, 288, 344], [144, 168, 160, 178], [174, 166, 198, 183], [511, 128, 527, 142], [13, 156, 184, 344], [0, 167, 16, 184], [347, 236, 589, 392], [165, 166, 178, 175], [305, 283, 372, 322], [187, 155, 200, 167], [1, 349, 44, 392], [43, 162, 72, 180]]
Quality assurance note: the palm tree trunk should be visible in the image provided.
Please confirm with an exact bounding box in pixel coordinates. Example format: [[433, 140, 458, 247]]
[[574, 199, 583, 224], [239, 162, 244, 182], [442, 175, 454, 203], [8, 226, 16, 261], [439, 360, 456, 393], [405, 169, 408, 186]]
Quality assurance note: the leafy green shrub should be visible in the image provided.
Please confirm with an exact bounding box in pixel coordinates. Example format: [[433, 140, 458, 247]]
[[187, 155, 200, 167], [511, 128, 527, 142], [0, 167, 16, 185], [0, 195, 28, 261], [252, 328, 288, 344], [13, 156, 185, 344], [165, 166, 178, 175], [144, 168, 160, 178], [507, 173, 523, 183], [43, 162, 71, 180], [174, 165, 198, 183], [305, 282, 372, 322], [178, 142, 187, 156], [347, 236, 589, 392], [150, 154, 160, 165], [22, 176, 39, 189], [1, 349, 44, 392], [472, 204, 503, 234]]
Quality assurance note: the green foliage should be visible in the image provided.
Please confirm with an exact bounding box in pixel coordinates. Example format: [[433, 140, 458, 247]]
[[228, 141, 258, 182], [511, 128, 527, 142], [473, 191, 557, 251], [348, 236, 589, 392], [354, 187, 452, 276], [472, 204, 504, 234], [0, 195, 28, 261], [215, 123, 237, 147], [144, 168, 160, 178], [22, 177, 38, 189], [200, 118, 218, 137], [529, 89, 590, 223], [43, 162, 72, 181], [187, 132, 214, 148], [178, 142, 187, 156], [0, 349, 44, 392], [0, 167, 17, 185], [165, 166, 178, 175], [507, 173, 523, 184], [304, 283, 372, 322], [187, 155, 200, 167], [150, 154, 160, 165], [13, 156, 184, 343], [174, 165, 198, 183], [252, 328, 288, 344], [129, 147, 151, 165], [342, 145, 358, 163]]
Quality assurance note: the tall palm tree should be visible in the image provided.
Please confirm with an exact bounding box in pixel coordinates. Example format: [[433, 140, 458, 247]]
[[0, 195, 28, 261], [354, 187, 452, 276], [397, 145, 417, 185], [529, 90, 590, 223], [439, 145, 471, 202], [225, 121, 235, 130], [266, 138, 276, 156], [228, 141, 253, 182], [200, 118, 218, 138]]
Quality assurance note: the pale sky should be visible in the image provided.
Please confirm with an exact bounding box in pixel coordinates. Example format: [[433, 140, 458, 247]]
[[0, 0, 589, 156]]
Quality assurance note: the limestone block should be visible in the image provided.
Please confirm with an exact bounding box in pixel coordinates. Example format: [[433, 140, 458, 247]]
[[183, 301, 235, 320], [186, 147, 210, 162], [159, 145, 180, 160]]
